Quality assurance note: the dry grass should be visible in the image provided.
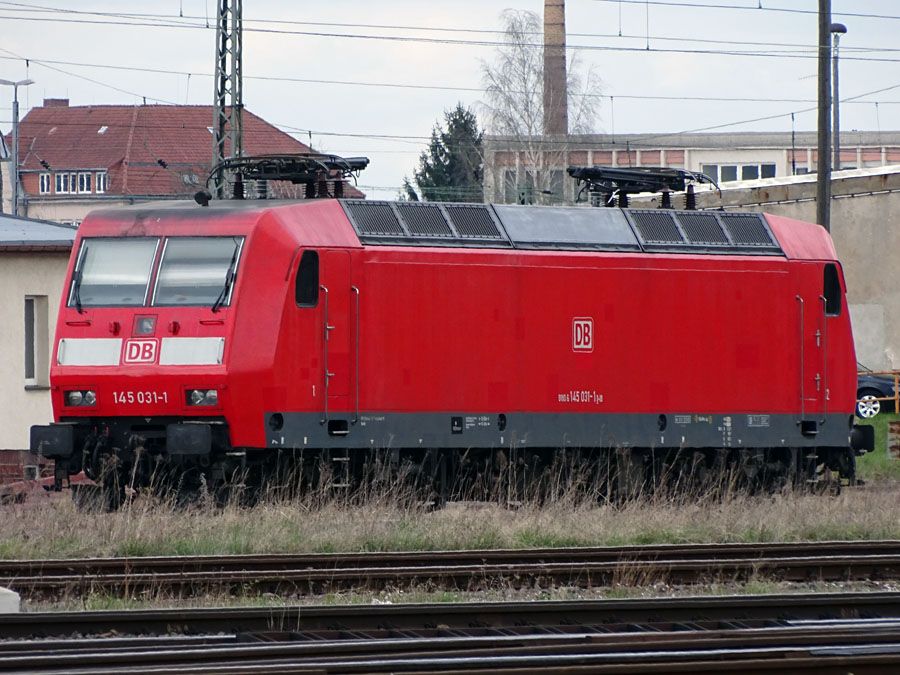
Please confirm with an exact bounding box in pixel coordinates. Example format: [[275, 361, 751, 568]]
[[1, 483, 899, 560]]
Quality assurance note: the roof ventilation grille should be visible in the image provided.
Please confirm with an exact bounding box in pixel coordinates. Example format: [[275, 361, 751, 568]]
[[629, 210, 684, 243], [445, 205, 502, 239], [720, 213, 775, 246], [396, 203, 453, 237], [676, 212, 730, 245], [344, 201, 405, 235]]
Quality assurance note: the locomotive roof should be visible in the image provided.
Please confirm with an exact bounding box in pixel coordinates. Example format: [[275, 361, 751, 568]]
[[339, 200, 785, 256], [85, 199, 842, 259]]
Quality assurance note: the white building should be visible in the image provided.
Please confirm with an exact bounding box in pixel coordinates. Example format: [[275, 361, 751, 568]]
[[0, 214, 75, 450]]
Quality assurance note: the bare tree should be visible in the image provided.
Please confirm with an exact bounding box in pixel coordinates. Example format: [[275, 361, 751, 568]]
[[480, 9, 602, 204]]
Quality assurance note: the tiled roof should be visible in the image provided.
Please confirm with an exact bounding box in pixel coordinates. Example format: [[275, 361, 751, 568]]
[[0, 213, 76, 249], [7, 103, 363, 197]]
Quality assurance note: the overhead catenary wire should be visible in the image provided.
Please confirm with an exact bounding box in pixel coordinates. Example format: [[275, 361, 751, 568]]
[[0, 48, 181, 106], [1, 53, 899, 108], [0, 8, 899, 63], [5, 100, 900, 155], [0, 1, 897, 53], [592, 0, 900, 22], [0, 6, 896, 168]]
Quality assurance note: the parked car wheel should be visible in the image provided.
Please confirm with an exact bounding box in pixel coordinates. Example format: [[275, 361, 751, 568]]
[[856, 389, 883, 418]]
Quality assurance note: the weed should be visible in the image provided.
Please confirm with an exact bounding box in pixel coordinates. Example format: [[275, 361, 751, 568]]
[[1, 479, 898, 561], [857, 413, 900, 481]]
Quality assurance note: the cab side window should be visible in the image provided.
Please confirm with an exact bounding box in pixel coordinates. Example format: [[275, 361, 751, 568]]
[[295, 250, 319, 307], [824, 263, 841, 316]]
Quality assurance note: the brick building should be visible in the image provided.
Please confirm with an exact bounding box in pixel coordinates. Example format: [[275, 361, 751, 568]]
[[2, 99, 358, 224], [485, 130, 900, 205]]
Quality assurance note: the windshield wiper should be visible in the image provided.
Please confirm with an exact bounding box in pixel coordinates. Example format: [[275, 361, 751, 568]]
[[211, 238, 241, 313], [71, 266, 85, 314]]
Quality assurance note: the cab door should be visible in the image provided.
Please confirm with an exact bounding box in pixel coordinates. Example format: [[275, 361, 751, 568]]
[[795, 262, 829, 431], [320, 250, 352, 422]]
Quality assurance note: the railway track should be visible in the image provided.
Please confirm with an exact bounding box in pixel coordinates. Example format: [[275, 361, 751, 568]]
[[4, 591, 900, 638], [4, 540, 900, 599], [2, 594, 900, 672]]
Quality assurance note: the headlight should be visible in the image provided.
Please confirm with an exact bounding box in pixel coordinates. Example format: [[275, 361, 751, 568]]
[[187, 389, 219, 406], [65, 390, 96, 407]]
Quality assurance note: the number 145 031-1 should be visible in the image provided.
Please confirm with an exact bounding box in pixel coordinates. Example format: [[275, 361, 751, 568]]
[[113, 391, 168, 405]]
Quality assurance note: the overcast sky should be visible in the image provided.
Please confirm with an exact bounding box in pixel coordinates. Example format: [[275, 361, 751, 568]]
[[1, 0, 898, 199]]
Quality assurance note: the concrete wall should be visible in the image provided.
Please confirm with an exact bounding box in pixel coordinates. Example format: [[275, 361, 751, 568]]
[[19, 199, 124, 224], [0, 160, 11, 215], [0, 251, 69, 449]]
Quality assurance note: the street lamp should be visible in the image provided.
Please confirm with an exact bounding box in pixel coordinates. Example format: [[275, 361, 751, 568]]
[[831, 23, 847, 171], [0, 78, 34, 217]]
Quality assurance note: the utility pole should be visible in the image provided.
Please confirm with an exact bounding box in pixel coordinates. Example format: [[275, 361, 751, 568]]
[[0, 78, 34, 216], [816, 0, 832, 231], [831, 23, 847, 172], [211, 0, 243, 199]]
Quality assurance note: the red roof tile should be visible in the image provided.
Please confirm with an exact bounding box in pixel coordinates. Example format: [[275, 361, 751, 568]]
[[7, 103, 363, 198]]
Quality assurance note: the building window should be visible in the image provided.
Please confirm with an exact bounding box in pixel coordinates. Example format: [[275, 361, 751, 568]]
[[503, 169, 518, 204], [55, 173, 70, 194], [703, 163, 776, 183], [77, 172, 92, 193], [523, 170, 537, 204], [548, 170, 564, 204], [24, 299, 34, 383], [96, 171, 109, 194], [24, 296, 49, 387], [39, 173, 51, 194]]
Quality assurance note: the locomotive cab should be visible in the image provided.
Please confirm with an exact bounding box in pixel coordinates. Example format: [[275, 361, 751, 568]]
[[31, 223, 249, 498]]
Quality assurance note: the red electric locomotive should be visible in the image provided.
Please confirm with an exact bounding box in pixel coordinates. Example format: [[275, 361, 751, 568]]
[[31, 157, 874, 505]]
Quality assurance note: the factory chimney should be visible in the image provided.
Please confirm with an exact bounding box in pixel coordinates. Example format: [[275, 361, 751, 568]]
[[543, 0, 568, 135]]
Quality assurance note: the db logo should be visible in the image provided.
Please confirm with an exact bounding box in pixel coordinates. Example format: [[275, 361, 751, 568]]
[[123, 339, 158, 364], [572, 318, 593, 353]]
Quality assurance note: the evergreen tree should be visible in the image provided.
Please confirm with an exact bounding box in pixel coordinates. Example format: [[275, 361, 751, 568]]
[[406, 103, 484, 202]]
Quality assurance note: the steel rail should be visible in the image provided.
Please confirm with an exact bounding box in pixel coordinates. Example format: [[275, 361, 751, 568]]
[[6, 623, 900, 658], [6, 540, 900, 576], [3, 592, 900, 640], [1, 623, 900, 673], [5, 541, 900, 599], [8, 554, 900, 596]]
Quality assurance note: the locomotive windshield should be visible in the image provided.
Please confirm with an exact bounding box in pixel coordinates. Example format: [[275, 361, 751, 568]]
[[68, 238, 159, 308], [67, 236, 244, 309], [153, 237, 243, 307]]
